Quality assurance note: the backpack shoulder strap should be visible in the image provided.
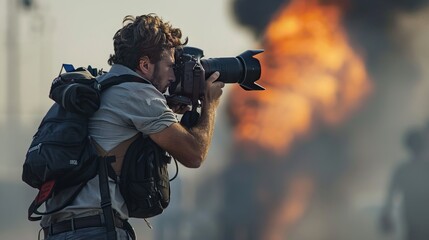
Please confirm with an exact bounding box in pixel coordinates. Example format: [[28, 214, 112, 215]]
[[100, 74, 150, 91]]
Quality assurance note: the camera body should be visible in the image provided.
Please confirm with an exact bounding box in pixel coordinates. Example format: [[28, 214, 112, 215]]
[[169, 47, 206, 106], [167, 46, 264, 127]]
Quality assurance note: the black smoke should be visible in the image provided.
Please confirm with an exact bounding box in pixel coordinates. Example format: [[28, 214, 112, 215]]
[[233, 0, 429, 37], [233, 0, 429, 79], [232, 0, 286, 37]]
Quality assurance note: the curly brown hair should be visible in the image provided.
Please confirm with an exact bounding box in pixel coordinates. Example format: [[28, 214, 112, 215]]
[[108, 14, 187, 70]]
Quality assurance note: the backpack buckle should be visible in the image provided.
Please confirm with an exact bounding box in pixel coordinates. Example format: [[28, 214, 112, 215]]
[[93, 82, 101, 91], [101, 200, 112, 209]]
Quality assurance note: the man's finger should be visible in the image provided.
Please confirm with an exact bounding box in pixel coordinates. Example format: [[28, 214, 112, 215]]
[[213, 81, 225, 88], [207, 71, 220, 83]]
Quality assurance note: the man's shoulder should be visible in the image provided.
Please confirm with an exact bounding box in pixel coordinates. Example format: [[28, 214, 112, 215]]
[[98, 65, 157, 95], [98, 64, 150, 84]]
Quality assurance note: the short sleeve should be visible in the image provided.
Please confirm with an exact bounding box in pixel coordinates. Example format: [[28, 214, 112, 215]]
[[115, 83, 178, 135]]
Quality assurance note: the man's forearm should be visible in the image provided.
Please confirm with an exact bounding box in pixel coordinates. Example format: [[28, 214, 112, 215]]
[[187, 102, 218, 162], [170, 71, 223, 167]]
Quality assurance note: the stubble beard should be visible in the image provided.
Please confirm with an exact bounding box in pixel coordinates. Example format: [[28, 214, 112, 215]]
[[150, 62, 166, 93]]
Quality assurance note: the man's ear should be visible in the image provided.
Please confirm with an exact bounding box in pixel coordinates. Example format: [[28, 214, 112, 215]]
[[138, 56, 152, 76]]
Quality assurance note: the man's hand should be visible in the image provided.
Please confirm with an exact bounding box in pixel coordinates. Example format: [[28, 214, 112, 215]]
[[171, 104, 191, 114], [203, 71, 225, 108]]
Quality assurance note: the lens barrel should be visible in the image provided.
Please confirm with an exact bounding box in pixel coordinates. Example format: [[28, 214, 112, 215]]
[[201, 49, 264, 90], [170, 46, 265, 100]]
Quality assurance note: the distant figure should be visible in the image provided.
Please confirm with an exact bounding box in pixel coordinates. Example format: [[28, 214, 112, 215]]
[[380, 128, 429, 240]]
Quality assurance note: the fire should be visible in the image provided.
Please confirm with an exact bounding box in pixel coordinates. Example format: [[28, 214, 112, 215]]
[[229, 0, 371, 155], [262, 175, 314, 240]]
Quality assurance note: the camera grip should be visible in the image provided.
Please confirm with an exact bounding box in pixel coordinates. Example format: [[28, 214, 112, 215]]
[[180, 111, 200, 128]]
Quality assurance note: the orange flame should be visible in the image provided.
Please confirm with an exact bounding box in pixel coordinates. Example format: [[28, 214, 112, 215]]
[[229, 0, 371, 155], [262, 175, 314, 240]]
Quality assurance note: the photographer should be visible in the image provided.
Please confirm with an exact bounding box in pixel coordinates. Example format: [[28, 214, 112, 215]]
[[40, 14, 224, 240]]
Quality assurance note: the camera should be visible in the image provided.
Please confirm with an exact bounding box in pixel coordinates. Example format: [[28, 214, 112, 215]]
[[167, 46, 264, 110]]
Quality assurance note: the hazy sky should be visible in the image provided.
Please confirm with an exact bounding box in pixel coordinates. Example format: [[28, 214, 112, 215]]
[[0, 0, 257, 124]]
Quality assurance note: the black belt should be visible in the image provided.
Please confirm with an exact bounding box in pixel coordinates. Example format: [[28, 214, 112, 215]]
[[43, 214, 125, 237]]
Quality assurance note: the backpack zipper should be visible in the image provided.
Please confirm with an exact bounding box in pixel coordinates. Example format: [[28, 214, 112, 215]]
[[28, 143, 42, 153], [27, 139, 88, 154]]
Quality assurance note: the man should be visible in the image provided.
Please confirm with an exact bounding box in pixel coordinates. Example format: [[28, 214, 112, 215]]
[[380, 128, 429, 240], [41, 14, 225, 239]]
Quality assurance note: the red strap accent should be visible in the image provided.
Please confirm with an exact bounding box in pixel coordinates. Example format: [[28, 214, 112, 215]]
[[35, 180, 56, 204]]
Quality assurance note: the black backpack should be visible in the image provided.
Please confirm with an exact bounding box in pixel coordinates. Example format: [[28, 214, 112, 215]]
[[22, 65, 176, 223], [116, 134, 173, 218]]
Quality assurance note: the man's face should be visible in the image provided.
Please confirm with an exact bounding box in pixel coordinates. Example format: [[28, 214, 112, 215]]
[[148, 49, 176, 93]]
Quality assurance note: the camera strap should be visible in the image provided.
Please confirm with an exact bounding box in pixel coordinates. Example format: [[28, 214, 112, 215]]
[[191, 63, 204, 111]]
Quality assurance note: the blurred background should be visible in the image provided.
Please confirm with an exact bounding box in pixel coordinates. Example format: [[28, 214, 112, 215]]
[[2, 0, 429, 239]]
